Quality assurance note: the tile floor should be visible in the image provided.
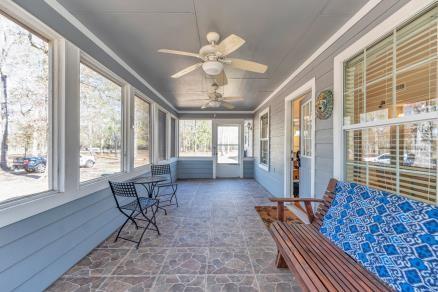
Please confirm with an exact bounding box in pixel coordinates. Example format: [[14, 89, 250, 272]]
[[47, 179, 301, 292]]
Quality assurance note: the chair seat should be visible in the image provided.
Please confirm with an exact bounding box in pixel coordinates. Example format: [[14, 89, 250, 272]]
[[121, 197, 158, 211], [157, 181, 177, 187]]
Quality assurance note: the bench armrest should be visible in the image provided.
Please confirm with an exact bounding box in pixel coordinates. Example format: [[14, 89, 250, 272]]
[[270, 198, 324, 223]]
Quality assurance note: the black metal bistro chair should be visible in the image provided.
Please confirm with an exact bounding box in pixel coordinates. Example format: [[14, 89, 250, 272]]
[[109, 181, 160, 248], [151, 163, 178, 208]]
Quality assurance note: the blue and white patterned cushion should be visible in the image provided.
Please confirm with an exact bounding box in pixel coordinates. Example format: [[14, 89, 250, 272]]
[[319, 181, 438, 292]]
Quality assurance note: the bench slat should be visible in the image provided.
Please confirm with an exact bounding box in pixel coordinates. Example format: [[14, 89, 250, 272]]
[[292, 224, 391, 291], [271, 222, 393, 292], [277, 223, 349, 291], [270, 223, 327, 291]]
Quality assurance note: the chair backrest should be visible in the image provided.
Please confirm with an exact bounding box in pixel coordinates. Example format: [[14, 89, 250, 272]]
[[151, 163, 176, 183], [319, 181, 438, 291], [109, 181, 138, 200]]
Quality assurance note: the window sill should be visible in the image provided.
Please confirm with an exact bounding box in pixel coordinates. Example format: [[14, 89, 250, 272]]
[[258, 163, 269, 171], [0, 168, 148, 228], [178, 156, 213, 160]]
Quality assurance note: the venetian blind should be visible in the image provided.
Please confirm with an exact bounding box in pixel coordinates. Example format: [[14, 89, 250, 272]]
[[343, 6, 437, 204]]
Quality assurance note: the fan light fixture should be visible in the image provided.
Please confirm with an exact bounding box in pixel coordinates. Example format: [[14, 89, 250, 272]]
[[202, 61, 223, 76]]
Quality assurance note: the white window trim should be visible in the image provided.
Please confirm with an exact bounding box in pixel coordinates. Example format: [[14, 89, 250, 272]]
[[177, 119, 213, 159], [131, 90, 153, 171], [169, 114, 178, 158], [300, 99, 313, 158], [333, 0, 437, 180], [153, 104, 171, 163], [258, 107, 270, 171]]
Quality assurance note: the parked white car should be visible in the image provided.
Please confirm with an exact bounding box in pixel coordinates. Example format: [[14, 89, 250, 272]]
[[80, 151, 96, 168]]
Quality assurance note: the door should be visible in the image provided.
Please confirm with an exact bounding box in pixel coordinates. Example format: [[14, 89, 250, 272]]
[[213, 121, 242, 178]]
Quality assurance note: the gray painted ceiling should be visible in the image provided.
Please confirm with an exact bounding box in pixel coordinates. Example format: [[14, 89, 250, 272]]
[[57, 0, 367, 111]]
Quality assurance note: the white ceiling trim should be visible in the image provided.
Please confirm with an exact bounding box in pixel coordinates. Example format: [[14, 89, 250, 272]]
[[254, 0, 382, 113], [44, 0, 178, 113]]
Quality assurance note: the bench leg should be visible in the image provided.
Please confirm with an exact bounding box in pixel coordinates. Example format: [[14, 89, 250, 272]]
[[275, 251, 288, 268]]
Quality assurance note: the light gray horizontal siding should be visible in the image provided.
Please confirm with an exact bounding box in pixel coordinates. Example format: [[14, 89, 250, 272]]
[[0, 188, 123, 292], [253, 0, 410, 198], [0, 158, 176, 291], [177, 160, 213, 179]]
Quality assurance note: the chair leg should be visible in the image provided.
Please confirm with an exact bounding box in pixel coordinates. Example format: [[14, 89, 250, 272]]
[[115, 209, 138, 242]]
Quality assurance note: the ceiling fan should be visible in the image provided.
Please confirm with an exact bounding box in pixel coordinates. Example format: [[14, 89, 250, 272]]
[[187, 83, 243, 110], [158, 32, 267, 85]]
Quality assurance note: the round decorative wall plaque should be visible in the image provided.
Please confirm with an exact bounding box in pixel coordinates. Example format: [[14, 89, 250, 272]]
[[315, 89, 333, 120]]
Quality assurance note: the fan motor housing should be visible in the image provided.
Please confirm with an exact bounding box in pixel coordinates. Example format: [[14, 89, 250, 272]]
[[202, 61, 223, 76]]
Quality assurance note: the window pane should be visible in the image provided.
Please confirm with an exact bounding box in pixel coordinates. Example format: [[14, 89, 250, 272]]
[[157, 110, 167, 161], [217, 126, 239, 164], [260, 140, 269, 165], [396, 6, 437, 117], [260, 113, 268, 138], [0, 14, 50, 203], [79, 63, 122, 182], [346, 121, 436, 204], [134, 96, 150, 167], [179, 120, 212, 157], [399, 121, 437, 203], [344, 54, 364, 125], [244, 120, 253, 157], [302, 101, 312, 157]]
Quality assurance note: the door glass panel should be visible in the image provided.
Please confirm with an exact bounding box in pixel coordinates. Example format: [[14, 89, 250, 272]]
[[217, 126, 239, 164]]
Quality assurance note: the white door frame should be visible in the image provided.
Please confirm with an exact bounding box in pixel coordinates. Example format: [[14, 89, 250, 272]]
[[212, 119, 244, 178], [283, 77, 316, 198]]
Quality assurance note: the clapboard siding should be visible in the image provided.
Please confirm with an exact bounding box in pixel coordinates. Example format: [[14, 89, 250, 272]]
[[0, 187, 123, 291], [0, 160, 177, 291], [253, 0, 410, 198], [177, 160, 213, 179], [243, 159, 254, 178]]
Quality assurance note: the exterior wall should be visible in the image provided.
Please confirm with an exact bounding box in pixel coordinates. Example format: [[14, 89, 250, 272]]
[[0, 188, 123, 292], [177, 160, 214, 179], [254, 0, 410, 198], [0, 159, 176, 291]]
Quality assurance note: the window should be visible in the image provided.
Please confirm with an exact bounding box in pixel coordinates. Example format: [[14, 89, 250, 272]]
[[0, 12, 50, 203], [170, 117, 176, 157], [133, 95, 150, 167], [79, 62, 122, 182], [259, 108, 269, 169], [244, 120, 253, 157], [157, 109, 167, 161], [179, 120, 212, 157], [343, 6, 437, 204], [301, 100, 312, 157]]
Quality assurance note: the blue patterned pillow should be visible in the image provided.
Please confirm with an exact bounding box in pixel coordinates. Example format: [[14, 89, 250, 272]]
[[319, 181, 438, 292]]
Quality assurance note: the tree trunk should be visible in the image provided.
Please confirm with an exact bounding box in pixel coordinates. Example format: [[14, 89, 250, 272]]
[[1, 74, 9, 170]]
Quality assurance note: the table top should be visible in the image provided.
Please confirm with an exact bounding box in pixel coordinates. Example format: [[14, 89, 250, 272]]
[[133, 175, 168, 184]]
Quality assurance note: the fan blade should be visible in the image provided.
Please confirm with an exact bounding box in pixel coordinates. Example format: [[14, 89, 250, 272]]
[[217, 34, 245, 56], [228, 58, 267, 73], [207, 92, 217, 99], [213, 70, 228, 86], [158, 49, 202, 59], [223, 96, 244, 101], [171, 63, 202, 78], [221, 101, 235, 109], [184, 98, 210, 102], [201, 101, 211, 109]]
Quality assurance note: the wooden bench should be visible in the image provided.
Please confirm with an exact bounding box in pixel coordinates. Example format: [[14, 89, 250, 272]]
[[269, 179, 392, 292]]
